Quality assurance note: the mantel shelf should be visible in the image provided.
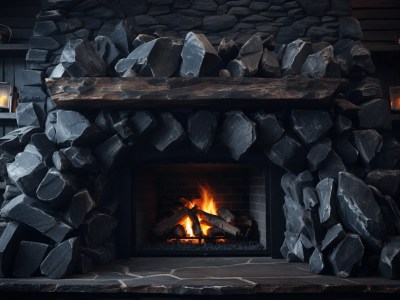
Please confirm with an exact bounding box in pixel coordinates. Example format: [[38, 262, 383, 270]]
[[46, 77, 348, 110]]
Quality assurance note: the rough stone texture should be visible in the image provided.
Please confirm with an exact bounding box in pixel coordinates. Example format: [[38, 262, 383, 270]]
[[180, 32, 222, 77], [291, 110, 333, 145], [65, 189, 95, 228], [13, 241, 50, 278], [318, 150, 347, 181], [94, 135, 126, 172], [358, 99, 392, 130], [110, 19, 137, 56], [252, 112, 284, 146], [303, 187, 318, 211], [60, 39, 106, 77], [328, 234, 364, 278], [309, 248, 325, 275], [266, 135, 306, 174], [217, 38, 239, 64], [220, 111, 256, 160], [129, 111, 157, 137], [260, 49, 281, 78], [300, 46, 341, 78], [339, 17, 363, 40], [0, 195, 73, 243], [61, 146, 98, 173], [307, 138, 332, 172], [40, 237, 80, 279], [352, 130, 382, 165], [151, 112, 185, 151], [321, 223, 346, 252], [337, 172, 386, 250], [187, 110, 218, 153], [315, 178, 337, 227], [238, 33, 264, 76], [379, 238, 400, 280], [365, 170, 400, 199], [282, 39, 312, 76]]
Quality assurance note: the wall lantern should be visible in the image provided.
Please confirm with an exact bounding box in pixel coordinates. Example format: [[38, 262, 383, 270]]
[[0, 82, 12, 112], [390, 86, 400, 111]]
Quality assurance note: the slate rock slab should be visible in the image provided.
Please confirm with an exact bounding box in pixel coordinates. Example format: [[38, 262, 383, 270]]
[[303, 187, 319, 211], [300, 46, 341, 78], [379, 238, 400, 279], [321, 223, 346, 252], [352, 129, 382, 165], [358, 98, 392, 130], [60, 39, 106, 77], [52, 151, 70, 171], [316, 178, 337, 227], [348, 77, 382, 103], [334, 135, 358, 164], [40, 237, 80, 279], [61, 146, 98, 173], [282, 39, 312, 76], [365, 170, 400, 198], [129, 111, 157, 137], [335, 40, 375, 76], [226, 59, 248, 77], [94, 134, 127, 172], [187, 110, 218, 153], [65, 189, 96, 228], [217, 38, 239, 64], [110, 19, 137, 56], [94, 35, 121, 74], [36, 168, 76, 207], [307, 138, 332, 172], [0, 126, 41, 152], [238, 33, 264, 76], [309, 248, 325, 274], [328, 233, 364, 278], [30, 133, 56, 167], [318, 150, 347, 181], [13, 241, 50, 278], [291, 110, 333, 145], [16, 102, 41, 127], [266, 135, 307, 174], [253, 112, 284, 146], [46, 110, 101, 146], [180, 32, 222, 77], [337, 172, 386, 250], [126, 37, 183, 77], [0, 195, 73, 243], [0, 222, 29, 277], [7, 152, 48, 197], [220, 111, 256, 160], [151, 112, 185, 152], [260, 49, 281, 78], [335, 114, 353, 135]]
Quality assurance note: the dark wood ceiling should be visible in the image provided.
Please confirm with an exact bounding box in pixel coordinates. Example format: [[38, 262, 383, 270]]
[[352, 0, 400, 51]]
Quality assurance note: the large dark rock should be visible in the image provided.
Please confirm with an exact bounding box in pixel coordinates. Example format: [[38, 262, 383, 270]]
[[94, 35, 121, 74], [84, 213, 117, 249], [132, 34, 155, 48], [19, 86, 47, 103], [260, 49, 281, 78], [226, 59, 248, 77], [61, 146, 98, 173], [358, 98, 392, 130], [316, 178, 338, 227], [307, 138, 332, 172], [365, 170, 400, 198], [266, 135, 307, 174], [379, 238, 400, 279], [328, 233, 364, 278], [220, 111, 256, 160], [291, 110, 333, 145], [187, 110, 218, 153], [0, 195, 73, 243], [348, 77, 382, 103], [217, 38, 239, 64], [321, 223, 346, 252], [337, 172, 386, 250], [129, 111, 157, 137], [113, 118, 136, 145], [125, 37, 183, 77], [309, 248, 325, 274], [303, 187, 319, 211], [52, 151, 70, 171], [281, 231, 310, 262], [94, 134, 127, 172], [60, 39, 106, 77], [30, 133, 56, 167], [36, 168, 76, 207], [0, 222, 30, 277], [282, 39, 312, 76], [376, 135, 400, 169], [203, 14, 238, 32], [334, 98, 360, 115], [45, 110, 101, 146], [0, 127, 41, 152], [252, 112, 284, 146], [40, 237, 80, 279], [281, 171, 313, 206], [238, 33, 264, 76], [334, 135, 359, 164], [151, 112, 185, 151], [13, 241, 50, 278], [7, 152, 48, 197], [318, 150, 347, 181], [339, 17, 363, 40], [110, 19, 137, 56], [300, 46, 341, 78], [283, 196, 306, 234], [180, 32, 222, 77], [3, 184, 22, 202], [16, 103, 41, 127], [352, 130, 382, 165], [335, 114, 353, 135], [65, 189, 95, 228], [94, 109, 119, 136]]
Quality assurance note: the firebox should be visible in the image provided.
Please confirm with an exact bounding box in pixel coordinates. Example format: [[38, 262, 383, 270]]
[[132, 163, 269, 255]]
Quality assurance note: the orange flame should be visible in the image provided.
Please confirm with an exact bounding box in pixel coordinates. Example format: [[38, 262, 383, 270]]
[[179, 185, 218, 239]]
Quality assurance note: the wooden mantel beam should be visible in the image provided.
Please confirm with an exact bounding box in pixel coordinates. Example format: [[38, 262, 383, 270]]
[[45, 77, 348, 109]]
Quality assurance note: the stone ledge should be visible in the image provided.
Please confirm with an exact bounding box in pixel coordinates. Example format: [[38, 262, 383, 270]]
[[46, 77, 348, 109], [0, 257, 399, 295]]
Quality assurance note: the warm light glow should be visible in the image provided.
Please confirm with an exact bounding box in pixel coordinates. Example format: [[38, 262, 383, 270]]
[[177, 185, 219, 241], [0, 95, 8, 108], [391, 97, 400, 111]]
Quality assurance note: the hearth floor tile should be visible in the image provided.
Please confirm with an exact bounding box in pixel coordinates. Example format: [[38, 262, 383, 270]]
[[0, 257, 399, 294]]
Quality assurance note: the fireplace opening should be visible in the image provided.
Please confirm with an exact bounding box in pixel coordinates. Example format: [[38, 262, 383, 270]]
[[132, 163, 271, 256]]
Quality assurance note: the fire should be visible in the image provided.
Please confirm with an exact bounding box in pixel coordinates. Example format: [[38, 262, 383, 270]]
[[180, 185, 218, 238]]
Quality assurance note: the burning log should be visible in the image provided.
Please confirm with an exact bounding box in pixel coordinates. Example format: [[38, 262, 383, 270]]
[[189, 206, 202, 237], [173, 225, 186, 238], [217, 207, 235, 224], [197, 209, 240, 237], [207, 227, 224, 237], [154, 207, 189, 237]]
